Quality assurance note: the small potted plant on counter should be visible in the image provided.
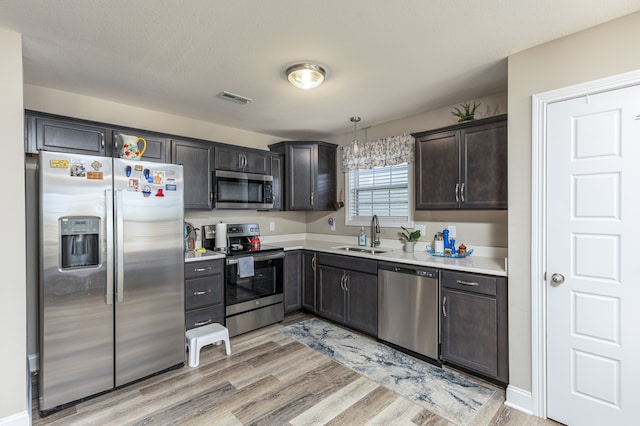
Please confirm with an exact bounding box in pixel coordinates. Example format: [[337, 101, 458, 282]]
[[400, 226, 421, 253]]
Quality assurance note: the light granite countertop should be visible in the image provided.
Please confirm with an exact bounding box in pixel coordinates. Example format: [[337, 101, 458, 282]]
[[184, 234, 507, 277]]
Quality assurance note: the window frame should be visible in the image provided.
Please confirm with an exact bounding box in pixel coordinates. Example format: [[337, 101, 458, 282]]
[[344, 162, 414, 228]]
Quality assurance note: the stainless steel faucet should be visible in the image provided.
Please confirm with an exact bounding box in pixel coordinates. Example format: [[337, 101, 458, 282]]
[[371, 215, 381, 247]]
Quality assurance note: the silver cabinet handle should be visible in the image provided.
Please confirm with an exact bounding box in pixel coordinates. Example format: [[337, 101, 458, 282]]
[[340, 273, 345, 291], [194, 319, 212, 326], [344, 274, 349, 291], [442, 296, 447, 317], [461, 183, 465, 202], [193, 289, 212, 295], [114, 133, 118, 150], [311, 254, 316, 271], [455, 183, 459, 202], [194, 266, 212, 272], [456, 279, 479, 286], [310, 191, 314, 206], [101, 133, 105, 150]]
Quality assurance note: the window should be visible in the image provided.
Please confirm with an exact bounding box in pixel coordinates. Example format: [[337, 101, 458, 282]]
[[345, 162, 413, 227]]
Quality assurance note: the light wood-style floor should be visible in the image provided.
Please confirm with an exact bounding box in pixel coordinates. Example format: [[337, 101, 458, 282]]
[[32, 312, 559, 425]]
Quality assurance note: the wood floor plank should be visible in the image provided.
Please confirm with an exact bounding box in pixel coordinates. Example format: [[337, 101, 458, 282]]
[[366, 396, 426, 425], [323, 385, 401, 426], [290, 376, 380, 425]]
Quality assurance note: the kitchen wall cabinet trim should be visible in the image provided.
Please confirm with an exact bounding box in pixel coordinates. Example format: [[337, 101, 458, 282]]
[[413, 114, 507, 210]]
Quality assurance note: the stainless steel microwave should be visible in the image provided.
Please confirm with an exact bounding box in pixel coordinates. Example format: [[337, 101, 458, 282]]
[[213, 170, 274, 209]]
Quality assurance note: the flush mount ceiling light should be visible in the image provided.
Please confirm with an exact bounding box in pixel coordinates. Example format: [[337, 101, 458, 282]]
[[286, 63, 326, 90]]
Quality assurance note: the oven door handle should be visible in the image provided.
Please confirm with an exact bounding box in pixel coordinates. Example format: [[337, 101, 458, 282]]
[[226, 251, 285, 265]]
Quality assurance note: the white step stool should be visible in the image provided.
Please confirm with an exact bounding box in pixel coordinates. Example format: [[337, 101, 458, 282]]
[[185, 323, 231, 367]]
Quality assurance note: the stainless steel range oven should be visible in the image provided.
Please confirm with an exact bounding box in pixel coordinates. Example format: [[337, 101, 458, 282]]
[[223, 224, 284, 337]]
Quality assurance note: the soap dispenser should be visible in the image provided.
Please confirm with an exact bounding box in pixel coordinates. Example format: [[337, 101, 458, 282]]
[[358, 227, 367, 246]]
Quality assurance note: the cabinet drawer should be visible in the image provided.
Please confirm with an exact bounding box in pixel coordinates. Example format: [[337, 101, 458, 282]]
[[185, 276, 223, 309], [186, 305, 224, 330], [441, 270, 496, 296], [184, 259, 223, 279], [317, 253, 377, 274]]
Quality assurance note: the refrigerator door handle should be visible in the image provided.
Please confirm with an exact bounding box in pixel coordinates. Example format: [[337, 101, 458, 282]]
[[115, 189, 125, 303], [106, 189, 114, 305]]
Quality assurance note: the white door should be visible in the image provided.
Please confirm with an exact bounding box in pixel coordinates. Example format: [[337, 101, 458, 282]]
[[546, 84, 640, 425]]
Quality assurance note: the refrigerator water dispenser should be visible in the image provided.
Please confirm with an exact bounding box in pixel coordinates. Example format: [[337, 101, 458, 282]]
[[60, 217, 100, 269]]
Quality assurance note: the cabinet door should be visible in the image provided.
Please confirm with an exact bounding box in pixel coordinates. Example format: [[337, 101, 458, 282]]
[[315, 143, 337, 210], [284, 251, 302, 313], [415, 131, 460, 209], [114, 131, 168, 163], [461, 119, 507, 209], [270, 154, 283, 210], [344, 270, 378, 336], [33, 116, 109, 156], [286, 143, 316, 210], [316, 264, 345, 323], [172, 139, 213, 209], [441, 288, 499, 378], [302, 251, 316, 312], [214, 146, 270, 174]]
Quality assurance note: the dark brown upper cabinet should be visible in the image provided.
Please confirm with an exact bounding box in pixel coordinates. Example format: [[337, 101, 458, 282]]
[[413, 115, 507, 210], [268, 141, 337, 211], [214, 145, 271, 175]]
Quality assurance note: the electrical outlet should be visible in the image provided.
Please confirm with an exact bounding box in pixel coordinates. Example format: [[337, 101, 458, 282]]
[[415, 224, 426, 236], [269, 221, 275, 231], [447, 225, 457, 238]]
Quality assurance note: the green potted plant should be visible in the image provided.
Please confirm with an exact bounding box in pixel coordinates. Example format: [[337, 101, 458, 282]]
[[452, 101, 480, 123], [400, 226, 421, 253]]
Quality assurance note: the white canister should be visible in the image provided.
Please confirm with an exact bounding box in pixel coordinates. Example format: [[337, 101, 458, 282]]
[[434, 239, 445, 254]]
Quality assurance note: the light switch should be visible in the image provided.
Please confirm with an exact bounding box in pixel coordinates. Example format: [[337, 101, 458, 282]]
[[269, 221, 275, 231]]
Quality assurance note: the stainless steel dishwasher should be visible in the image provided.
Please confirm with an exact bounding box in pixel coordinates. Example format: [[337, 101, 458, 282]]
[[378, 262, 440, 364]]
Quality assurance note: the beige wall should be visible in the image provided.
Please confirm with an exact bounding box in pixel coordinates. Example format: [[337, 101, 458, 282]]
[[307, 93, 509, 248], [507, 11, 640, 392], [0, 29, 28, 423]]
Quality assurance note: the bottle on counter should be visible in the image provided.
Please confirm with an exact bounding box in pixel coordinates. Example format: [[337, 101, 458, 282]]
[[358, 227, 367, 246]]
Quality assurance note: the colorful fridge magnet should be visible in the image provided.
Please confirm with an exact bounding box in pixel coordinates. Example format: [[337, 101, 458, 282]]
[[165, 177, 177, 191], [142, 185, 151, 197], [128, 178, 140, 191], [153, 170, 165, 185], [70, 160, 86, 177], [155, 188, 165, 197]]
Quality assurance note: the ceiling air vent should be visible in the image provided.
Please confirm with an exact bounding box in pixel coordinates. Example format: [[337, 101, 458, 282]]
[[217, 91, 253, 105]]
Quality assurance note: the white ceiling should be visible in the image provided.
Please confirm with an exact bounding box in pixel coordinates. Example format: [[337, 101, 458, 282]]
[[1, 1, 639, 140]]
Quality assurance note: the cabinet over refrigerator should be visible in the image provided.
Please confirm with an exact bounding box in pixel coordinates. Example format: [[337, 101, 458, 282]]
[[38, 151, 185, 414]]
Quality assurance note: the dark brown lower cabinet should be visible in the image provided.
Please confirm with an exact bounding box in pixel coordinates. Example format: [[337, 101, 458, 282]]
[[316, 253, 378, 336], [440, 270, 508, 384], [301, 251, 317, 312], [184, 259, 225, 330], [284, 251, 302, 313]]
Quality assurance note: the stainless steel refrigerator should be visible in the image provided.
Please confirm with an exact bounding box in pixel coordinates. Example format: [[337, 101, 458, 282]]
[[38, 151, 185, 414]]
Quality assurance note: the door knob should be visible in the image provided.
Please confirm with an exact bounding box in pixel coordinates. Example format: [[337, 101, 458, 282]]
[[551, 273, 565, 284]]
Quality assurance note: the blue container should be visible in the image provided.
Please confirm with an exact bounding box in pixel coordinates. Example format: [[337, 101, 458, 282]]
[[443, 229, 449, 249]]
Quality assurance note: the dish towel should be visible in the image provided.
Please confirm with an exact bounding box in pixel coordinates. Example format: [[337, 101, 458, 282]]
[[237, 256, 255, 278]]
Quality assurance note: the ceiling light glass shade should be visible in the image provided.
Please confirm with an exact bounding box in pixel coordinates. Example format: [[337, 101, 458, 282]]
[[286, 63, 326, 90]]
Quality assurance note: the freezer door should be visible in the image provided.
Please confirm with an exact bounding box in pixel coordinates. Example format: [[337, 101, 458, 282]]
[[38, 151, 114, 412], [113, 159, 185, 386]]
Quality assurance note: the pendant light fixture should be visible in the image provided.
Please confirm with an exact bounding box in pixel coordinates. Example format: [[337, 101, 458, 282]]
[[350, 116, 361, 154], [286, 63, 326, 90]]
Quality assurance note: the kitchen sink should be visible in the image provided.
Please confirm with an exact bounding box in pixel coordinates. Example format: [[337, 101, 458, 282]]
[[334, 246, 388, 254]]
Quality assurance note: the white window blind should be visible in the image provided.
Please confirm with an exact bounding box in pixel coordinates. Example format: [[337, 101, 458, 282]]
[[346, 162, 413, 226]]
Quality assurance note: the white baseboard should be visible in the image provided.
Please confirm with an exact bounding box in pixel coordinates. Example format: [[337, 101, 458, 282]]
[[0, 411, 30, 426], [505, 385, 534, 416]]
